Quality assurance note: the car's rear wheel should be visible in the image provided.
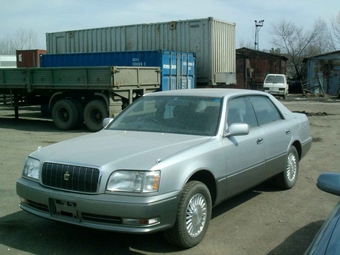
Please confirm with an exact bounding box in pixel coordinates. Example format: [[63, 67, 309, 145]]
[[164, 181, 212, 248], [276, 146, 299, 189]]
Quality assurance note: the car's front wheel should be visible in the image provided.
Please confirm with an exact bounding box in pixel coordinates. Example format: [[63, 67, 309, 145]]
[[276, 146, 299, 189], [164, 181, 212, 248]]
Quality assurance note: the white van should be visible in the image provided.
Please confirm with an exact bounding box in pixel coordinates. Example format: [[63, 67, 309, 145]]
[[263, 74, 288, 99]]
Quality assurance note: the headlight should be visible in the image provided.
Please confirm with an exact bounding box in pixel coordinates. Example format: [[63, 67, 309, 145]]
[[107, 170, 160, 193], [22, 157, 40, 180]]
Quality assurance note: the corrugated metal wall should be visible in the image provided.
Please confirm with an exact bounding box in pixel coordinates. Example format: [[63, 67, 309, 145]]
[[304, 51, 340, 96], [46, 17, 235, 86]]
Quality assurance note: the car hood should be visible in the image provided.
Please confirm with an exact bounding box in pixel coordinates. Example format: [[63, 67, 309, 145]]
[[31, 130, 211, 169]]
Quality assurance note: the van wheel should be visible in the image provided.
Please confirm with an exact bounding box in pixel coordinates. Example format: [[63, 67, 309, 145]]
[[164, 181, 212, 248]]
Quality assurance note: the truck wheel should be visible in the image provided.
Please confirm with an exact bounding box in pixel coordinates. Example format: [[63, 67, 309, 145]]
[[275, 146, 299, 189], [52, 99, 79, 130], [84, 100, 108, 132], [71, 99, 84, 128], [164, 181, 212, 248]]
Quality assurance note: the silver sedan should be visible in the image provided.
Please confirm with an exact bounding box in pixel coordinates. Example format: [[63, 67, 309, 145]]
[[16, 89, 312, 248]]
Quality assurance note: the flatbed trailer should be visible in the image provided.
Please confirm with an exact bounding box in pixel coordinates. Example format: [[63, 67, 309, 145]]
[[0, 66, 160, 131]]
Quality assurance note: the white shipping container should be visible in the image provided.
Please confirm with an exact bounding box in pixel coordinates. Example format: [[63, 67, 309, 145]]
[[46, 17, 236, 86]]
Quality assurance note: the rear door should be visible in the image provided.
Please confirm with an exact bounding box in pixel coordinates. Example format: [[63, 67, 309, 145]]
[[249, 95, 292, 179]]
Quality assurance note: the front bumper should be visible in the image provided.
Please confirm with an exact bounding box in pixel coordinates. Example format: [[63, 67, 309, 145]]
[[16, 177, 180, 233]]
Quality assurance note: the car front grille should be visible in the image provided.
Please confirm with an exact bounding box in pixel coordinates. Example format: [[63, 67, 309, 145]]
[[41, 162, 100, 193]]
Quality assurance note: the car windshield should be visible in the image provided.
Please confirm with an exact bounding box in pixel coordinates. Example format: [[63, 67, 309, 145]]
[[265, 75, 284, 83], [107, 95, 222, 136]]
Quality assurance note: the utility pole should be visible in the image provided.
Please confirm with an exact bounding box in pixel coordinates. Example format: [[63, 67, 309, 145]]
[[254, 20, 264, 50]]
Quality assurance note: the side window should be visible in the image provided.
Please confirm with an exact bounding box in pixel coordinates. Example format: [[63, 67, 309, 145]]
[[227, 97, 258, 128], [249, 96, 283, 126]]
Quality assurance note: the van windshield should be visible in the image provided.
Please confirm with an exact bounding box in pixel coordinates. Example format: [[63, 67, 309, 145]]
[[265, 75, 284, 83]]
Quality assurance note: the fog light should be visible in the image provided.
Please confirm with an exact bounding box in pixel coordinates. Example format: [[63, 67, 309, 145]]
[[122, 217, 160, 226], [20, 197, 28, 204]]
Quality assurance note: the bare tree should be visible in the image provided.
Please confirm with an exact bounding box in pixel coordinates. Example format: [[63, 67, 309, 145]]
[[330, 11, 340, 50], [0, 29, 42, 55], [308, 19, 334, 55], [238, 39, 254, 49], [270, 19, 327, 79]]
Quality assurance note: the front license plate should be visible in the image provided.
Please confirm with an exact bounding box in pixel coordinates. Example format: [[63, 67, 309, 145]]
[[50, 199, 79, 221]]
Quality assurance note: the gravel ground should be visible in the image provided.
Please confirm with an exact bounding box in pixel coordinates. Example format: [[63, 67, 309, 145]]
[[0, 96, 340, 255]]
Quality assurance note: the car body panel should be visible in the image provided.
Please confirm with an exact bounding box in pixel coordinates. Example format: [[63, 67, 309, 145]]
[[223, 126, 266, 198], [305, 173, 340, 255], [16, 88, 312, 234]]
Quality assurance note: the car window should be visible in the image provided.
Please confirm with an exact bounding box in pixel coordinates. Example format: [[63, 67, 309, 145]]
[[248, 96, 283, 126], [265, 75, 284, 83], [227, 97, 258, 128], [108, 96, 223, 136]]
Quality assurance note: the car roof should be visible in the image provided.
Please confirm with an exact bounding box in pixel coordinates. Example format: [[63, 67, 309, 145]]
[[145, 88, 267, 98]]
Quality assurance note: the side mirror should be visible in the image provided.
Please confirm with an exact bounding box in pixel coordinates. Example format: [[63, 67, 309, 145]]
[[103, 118, 114, 128], [317, 173, 340, 196], [225, 123, 249, 137]]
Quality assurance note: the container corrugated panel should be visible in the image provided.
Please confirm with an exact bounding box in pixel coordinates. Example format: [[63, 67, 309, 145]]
[[16, 50, 47, 67], [46, 17, 235, 86], [40, 50, 195, 90]]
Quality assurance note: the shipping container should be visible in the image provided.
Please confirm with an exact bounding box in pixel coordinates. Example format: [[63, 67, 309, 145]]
[[16, 49, 47, 67], [46, 17, 236, 86], [40, 50, 195, 90]]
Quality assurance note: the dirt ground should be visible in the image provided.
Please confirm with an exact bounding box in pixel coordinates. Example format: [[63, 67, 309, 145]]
[[0, 96, 340, 255]]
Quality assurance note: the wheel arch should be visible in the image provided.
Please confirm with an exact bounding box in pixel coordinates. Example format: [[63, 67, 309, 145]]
[[187, 170, 217, 205], [291, 140, 302, 160], [91, 92, 109, 109], [49, 92, 64, 109]]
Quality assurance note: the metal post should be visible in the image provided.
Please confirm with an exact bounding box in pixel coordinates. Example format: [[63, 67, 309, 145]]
[[254, 20, 264, 50]]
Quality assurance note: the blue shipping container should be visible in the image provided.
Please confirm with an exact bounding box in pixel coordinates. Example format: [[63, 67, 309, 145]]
[[40, 50, 195, 91]]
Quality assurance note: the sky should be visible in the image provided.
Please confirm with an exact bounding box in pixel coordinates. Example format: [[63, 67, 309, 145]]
[[1, 0, 339, 51]]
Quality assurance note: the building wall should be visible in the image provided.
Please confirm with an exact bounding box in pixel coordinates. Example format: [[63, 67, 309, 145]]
[[0, 55, 16, 68], [236, 48, 287, 90], [304, 51, 340, 96]]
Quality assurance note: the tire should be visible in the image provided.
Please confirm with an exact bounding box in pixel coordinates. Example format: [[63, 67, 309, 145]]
[[52, 99, 80, 130], [71, 99, 84, 128], [164, 181, 212, 248], [84, 100, 108, 132], [275, 146, 299, 189]]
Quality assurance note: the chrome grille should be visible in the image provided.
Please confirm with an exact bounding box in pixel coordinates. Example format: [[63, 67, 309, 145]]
[[42, 162, 100, 193]]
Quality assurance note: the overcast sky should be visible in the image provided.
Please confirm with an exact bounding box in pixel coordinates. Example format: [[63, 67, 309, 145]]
[[1, 0, 339, 51]]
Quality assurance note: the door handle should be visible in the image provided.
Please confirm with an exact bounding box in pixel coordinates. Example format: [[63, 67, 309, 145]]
[[286, 129, 291, 135], [257, 138, 264, 144]]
